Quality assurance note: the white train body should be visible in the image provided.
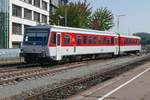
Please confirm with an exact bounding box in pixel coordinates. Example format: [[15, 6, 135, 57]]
[[20, 25, 141, 62]]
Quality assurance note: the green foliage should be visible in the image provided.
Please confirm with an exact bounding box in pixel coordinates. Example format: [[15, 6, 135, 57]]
[[133, 32, 150, 45], [49, 1, 114, 31], [90, 8, 114, 31], [49, 0, 92, 28]]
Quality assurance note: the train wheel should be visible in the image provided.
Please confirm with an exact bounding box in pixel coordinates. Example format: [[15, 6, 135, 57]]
[[24, 57, 32, 63], [75, 56, 82, 61], [62, 56, 70, 63], [91, 55, 96, 60]]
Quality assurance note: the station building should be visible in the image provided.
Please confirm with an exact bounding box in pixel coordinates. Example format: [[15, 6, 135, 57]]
[[0, 0, 66, 48]]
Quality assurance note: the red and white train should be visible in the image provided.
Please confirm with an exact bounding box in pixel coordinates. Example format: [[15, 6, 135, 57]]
[[20, 25, 141, 63]]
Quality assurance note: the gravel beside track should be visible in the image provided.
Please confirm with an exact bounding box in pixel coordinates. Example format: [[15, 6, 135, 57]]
[[0, 58, 23, 65], [0, 63, 86, 85], [0, 54, 149, 99]]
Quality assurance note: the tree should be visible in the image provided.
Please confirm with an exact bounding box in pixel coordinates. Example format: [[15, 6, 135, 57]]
[[90, 8, 114, 31], [49, 0, 92, 28], [133, 32, 150, 45]]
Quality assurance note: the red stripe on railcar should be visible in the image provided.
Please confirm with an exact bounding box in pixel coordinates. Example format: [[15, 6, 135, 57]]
[[61, 32, 115, 46], [49, 31, 141, 47], [119, 36, 141, 46]]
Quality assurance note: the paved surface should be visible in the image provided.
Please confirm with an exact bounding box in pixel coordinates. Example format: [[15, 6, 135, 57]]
[[67, 62, 150, 100]]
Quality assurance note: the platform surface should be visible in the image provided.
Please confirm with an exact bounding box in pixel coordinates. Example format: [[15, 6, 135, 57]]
[[67, 62, 150, 100]]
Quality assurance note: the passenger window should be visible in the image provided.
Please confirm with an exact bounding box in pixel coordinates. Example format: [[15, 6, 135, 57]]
[[88, 36, 92, 44], [77, 36, 81, 45], [64, 34, 70, 45], [94, 36, 97, 44], [52, 33, 56, 44], [57, 34, 60, 46], [107, 38, 111, 45], [103, 37, 107, 44], [111, 37, 114, 45], [114, 38, 118, 45], [137, 40, 139, 44], [98, 36, 102, 44], [83, 36, 87, 44]]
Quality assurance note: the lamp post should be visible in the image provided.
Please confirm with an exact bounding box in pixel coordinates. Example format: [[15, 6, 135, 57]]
[[116, 14, 125, 55], [65, 6, 67, 26], [64, 0, 68, 26], [117, 14, 126, 33], [58, 15, 64, 25]]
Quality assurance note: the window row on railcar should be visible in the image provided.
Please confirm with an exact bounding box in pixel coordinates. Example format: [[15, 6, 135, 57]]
[[50, 32, 115, 46], [122, 38, 140, 45], [50, 32, 140, 47], [63, 34, 114, 46]]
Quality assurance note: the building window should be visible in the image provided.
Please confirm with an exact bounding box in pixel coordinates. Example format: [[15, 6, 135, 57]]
[[22, 0, 32, 4], [12, 23, 22, 35], [50, 1, 57, 14], [34, 0, 40, 7], [42, 14, 47, 23], [50, 6, 56, 14], [34, 12, 40, 22], [24, 8, 32, 20], [42, 1, 47, 10], [64, 34, 70, 45], [12, 5, 22, 18], [12, 42, 21, 48]]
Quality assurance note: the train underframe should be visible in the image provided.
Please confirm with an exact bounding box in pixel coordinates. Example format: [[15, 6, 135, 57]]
[[22, 50, 140, 64]]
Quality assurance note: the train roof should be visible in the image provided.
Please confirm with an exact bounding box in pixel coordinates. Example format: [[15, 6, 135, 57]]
[[51, 25, 116, 35], [27, 24, 140, 39], [120, 34, 141, 39], [27, 24, 51, 29], [27, 24, 118, 36]]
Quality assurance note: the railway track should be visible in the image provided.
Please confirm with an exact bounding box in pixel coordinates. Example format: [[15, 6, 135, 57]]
[[0, 55, 124, 85], [2, 53, 148, 100], [0, 54, 144, 86], [0, 62, 40, 68], [0, 54, 136, 86], [0, 56, 137, 85], [0, 62, 86, 85]]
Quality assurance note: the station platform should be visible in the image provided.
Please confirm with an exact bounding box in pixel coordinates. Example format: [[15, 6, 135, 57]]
[[67, 62, 150, 100]]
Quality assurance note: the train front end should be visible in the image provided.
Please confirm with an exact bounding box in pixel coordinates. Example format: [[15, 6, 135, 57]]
[[20, 25, 50, 63]]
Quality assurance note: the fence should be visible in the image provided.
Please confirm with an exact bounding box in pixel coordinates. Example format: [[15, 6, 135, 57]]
[[0, 49, 20, 61]]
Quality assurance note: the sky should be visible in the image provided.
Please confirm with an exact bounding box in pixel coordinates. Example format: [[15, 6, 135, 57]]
[[70, 0, 150, 34]]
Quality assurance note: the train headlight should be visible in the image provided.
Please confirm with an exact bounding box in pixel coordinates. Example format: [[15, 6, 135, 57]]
[[21, 49, 24, 52], [20, 49, 24, 57], [41, 50, 46, 57]]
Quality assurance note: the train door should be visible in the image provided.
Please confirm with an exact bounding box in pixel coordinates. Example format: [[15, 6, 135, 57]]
[[114, 37, 119, 55], [56, 33, 61, 60]]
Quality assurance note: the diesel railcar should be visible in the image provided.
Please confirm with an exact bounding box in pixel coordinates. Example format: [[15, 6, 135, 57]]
[[20, 25, 141, 63]]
